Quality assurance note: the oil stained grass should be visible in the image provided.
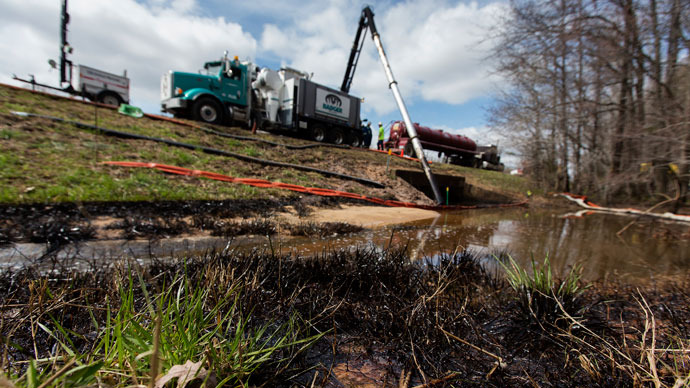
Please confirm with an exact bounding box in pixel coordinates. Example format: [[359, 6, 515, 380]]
[[3, 247, 690, 387]]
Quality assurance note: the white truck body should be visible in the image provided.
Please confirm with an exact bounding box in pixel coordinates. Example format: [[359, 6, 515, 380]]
[[252, 67, 360, 129], [73, 64, 129, 104]]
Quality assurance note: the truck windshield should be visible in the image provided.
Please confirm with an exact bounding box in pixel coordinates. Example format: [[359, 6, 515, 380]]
[[203, 62, 222, 76]]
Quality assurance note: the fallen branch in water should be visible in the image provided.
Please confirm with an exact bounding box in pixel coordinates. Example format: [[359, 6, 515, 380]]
[[556, 193, 690, 223]]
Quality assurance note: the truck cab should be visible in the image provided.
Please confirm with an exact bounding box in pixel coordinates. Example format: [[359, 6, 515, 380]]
[[161, 54, 254, 125]]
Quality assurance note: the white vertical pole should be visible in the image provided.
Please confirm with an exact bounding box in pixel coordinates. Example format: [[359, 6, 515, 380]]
[[370, 32, 443, 204]]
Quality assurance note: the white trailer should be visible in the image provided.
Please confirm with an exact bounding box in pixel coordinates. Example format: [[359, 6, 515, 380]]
[[12, 0, 131, 107], [73, 65, 129, 106]]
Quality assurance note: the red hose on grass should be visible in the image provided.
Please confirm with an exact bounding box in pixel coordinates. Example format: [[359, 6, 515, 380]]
[[103, 161, 528, 211]]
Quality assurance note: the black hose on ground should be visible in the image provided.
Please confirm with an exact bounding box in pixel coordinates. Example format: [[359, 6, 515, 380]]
[[197, 125, 350, 150], [11, 111, 385, 188]]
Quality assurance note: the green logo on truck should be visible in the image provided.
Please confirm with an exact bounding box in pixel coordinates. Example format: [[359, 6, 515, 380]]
[[323, 94, 343, 113]]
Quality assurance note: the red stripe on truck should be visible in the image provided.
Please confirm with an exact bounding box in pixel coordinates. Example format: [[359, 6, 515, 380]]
[[80, 74, 130, 90]]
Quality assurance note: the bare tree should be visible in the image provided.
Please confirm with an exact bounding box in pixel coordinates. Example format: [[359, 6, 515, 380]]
[[490, 0, 689, 207]]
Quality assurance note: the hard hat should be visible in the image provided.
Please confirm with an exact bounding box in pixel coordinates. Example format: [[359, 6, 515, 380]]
[[378, 122, 382, 125]]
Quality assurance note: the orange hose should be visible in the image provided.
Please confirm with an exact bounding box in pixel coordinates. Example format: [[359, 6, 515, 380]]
[[103, 161, 527, 211]]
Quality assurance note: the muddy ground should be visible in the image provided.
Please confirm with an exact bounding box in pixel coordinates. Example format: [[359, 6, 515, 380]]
[[2, 247, 689, 387], [0, 197, 442, 252]]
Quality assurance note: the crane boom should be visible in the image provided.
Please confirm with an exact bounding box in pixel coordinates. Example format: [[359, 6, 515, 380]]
[[341, 7, 444, 205], [340, 8, 370, 94]]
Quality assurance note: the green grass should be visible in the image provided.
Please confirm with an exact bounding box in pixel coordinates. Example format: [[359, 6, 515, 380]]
[[0, 87, 307, 204], [0, 112, 289, 203], [0, 84, 530, 205], [3, 167, 262, 203], [242, 146, 261, 157], [1, 128, 17, 140], [496, 254, 588, 325], [441, 164, 536, 198], [8, 269, 323, 388]]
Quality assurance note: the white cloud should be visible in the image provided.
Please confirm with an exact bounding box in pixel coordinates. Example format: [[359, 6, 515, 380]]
[[0, 0, 506, 124], [383, 1, 505, 104], [259, 0, 507, 116], [0, 0, 256, 112]]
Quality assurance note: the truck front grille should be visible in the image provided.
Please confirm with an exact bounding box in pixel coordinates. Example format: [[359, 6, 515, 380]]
[[160, 72, 172, 100]]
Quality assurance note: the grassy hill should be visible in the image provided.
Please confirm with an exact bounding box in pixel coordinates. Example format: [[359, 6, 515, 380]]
[[0, 83, 529, 206]]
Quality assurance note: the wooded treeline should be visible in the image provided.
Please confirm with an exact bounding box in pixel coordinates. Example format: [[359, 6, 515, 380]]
[[491, 0, 689, 206]]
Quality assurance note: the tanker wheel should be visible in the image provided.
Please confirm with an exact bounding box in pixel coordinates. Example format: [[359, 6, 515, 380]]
[[350, 133, 362, 148], [459, 155, 474, 167], [193, 97, 223, 125], [403, 143, 415, 157], [311, 126, 327, 142], [331, 128, 346, 145], [98, 92, 122, 107]]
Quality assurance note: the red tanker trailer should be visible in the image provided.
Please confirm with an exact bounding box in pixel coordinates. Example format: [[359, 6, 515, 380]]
[[384, 121, 503, 170]]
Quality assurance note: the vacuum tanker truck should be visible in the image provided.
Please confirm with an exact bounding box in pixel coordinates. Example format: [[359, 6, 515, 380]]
[[385, 121, 504, 170], [160, 53, 371, 147]]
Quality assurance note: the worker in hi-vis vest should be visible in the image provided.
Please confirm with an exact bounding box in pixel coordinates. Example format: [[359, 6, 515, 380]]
[[377, 122, 384, 150]]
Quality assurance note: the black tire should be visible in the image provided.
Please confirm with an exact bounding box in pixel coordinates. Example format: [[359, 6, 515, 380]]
[[311, 126, 327, 142], [193, 97, 223, 125], [331, 128, 346, 145], [403, 142, 415, 157], [350, 133, 362, 147], [98, 92, 122, 107], [459, 154, 475, 167]]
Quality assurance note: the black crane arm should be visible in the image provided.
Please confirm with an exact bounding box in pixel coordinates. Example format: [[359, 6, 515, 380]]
[[340, 6, 444, 204], [340, 6, 378, 93]]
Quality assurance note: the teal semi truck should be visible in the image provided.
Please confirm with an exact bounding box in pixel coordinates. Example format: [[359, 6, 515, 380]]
[[160, 53, 371, 147]]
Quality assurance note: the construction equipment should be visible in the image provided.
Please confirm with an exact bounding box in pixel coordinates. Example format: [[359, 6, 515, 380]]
[[160, 54, 371, 148], [12, 0, 130, 106], [341, 6, 443, 204]]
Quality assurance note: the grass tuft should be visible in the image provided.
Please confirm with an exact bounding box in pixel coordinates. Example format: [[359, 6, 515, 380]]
[[7, 265, 323, 388], [497, 254, 588, 326]]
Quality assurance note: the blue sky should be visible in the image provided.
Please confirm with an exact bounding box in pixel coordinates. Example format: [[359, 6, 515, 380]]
[[0, 0, 511, 157]]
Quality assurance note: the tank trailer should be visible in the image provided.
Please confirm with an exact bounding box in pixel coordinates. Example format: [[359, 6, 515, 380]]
[[385, 121, 504, 170]]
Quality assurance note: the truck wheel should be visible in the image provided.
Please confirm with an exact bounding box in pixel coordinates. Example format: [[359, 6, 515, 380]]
[[193, 97, 223, 125], [331, 128, 346, 145], [311, 126, 327, 142], [98, 92, 122, 107], [350, 133, 362, 147], [403, 143, 415, 157]]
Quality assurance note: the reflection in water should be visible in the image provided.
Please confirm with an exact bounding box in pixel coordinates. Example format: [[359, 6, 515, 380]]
[[281, 208, 689, 282], [1, 208, 688, 282]]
